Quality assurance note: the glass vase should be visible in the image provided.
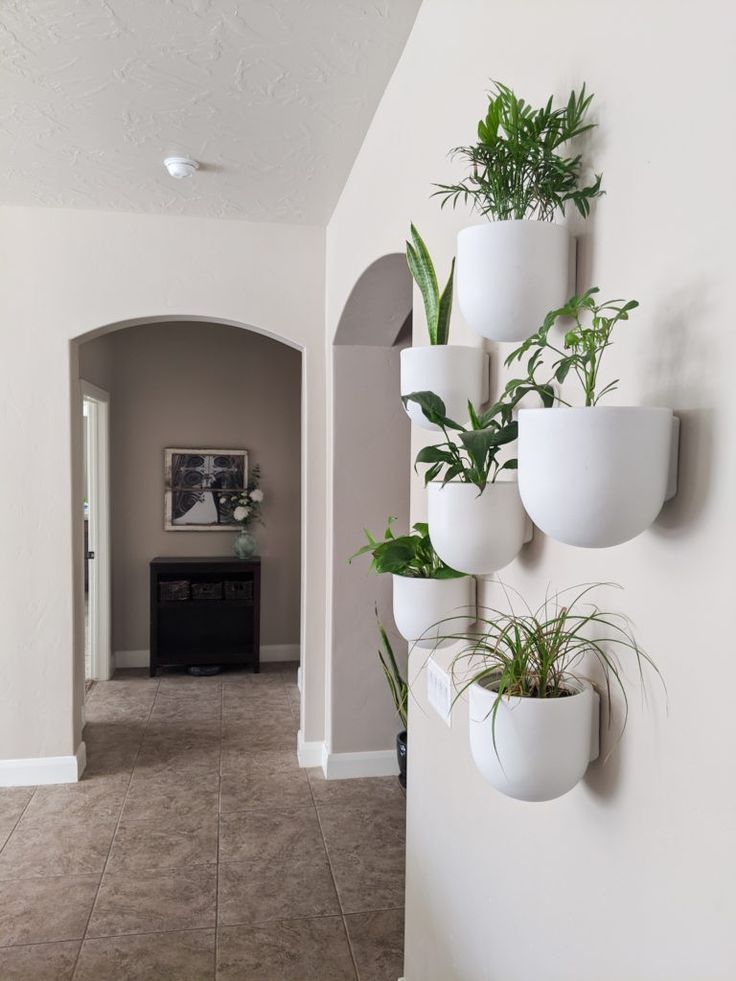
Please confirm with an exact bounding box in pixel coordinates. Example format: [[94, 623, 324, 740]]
[[233, 528, 257, 560]]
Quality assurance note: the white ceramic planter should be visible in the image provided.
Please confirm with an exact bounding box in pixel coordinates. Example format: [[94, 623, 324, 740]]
[[392, 574, 476, 649], [518, 406, 678, 548], [469, 678, 600, 802], [427, 480, 529, 575], [400, 345, 489, 430], [456, 220, 572, 342]]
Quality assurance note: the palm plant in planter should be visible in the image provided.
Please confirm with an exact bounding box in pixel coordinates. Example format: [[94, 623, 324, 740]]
[[435, 82, 603, 342], [445, 583, 662, 802], [504, 288, 679, 547], [351, 517, 475, 648], [401, 224, 489, 430]]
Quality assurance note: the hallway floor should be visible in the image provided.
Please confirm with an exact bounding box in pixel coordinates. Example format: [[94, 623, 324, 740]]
[[0, 665, 406, 980]]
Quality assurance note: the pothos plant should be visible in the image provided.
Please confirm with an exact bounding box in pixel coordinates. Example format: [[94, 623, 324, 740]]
[[503, 288, 639, 406], [406, 224, 455, 345], [403, 386, 553, 492], [350, 516, 462, 579], [434, 82, 603, 222]]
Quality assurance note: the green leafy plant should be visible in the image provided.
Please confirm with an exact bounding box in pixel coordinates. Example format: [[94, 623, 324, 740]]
[[351, 516, 463, 579], [403, 386, 553, 491], [377, 613, 408, 730], [434, 82, 603, 221], [504, 288, 639, 407], [405, 224, 455, 345], [444, 583, 663, 751]]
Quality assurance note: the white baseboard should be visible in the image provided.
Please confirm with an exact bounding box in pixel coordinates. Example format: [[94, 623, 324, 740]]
[[0, 742, 87, 787], [114, 644, 299, 670], [321, 746, 399, 780], [297, 729, 324, 768]]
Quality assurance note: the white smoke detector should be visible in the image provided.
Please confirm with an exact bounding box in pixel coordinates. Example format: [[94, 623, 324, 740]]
[[163, 156, 199, 179]]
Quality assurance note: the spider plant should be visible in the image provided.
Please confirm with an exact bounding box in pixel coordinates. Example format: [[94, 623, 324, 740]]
[[406, 224, 455, 345], [445, 583, 663, 753], [504, 288, 639, 407], [377, 613, 408, 730], [403, 384, 553, 491], [350, 516, 463, 579], [434, 82, 603, 221]]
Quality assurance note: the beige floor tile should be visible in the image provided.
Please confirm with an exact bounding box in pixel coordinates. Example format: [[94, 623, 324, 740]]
[[319, 805, 406, 914], [218, 845, 339, 925], [0, 940, 80, 980], [216, 916, 356, 980], [308, 770, 405, 810], [20, 777, 128, 826], [128, 761, 220, 795], [0, 788, 35, 825], [106, 819, 218, 872], [86, 866, 217, 938], [0, 816, 117, 880], [75, 928, 215, 980], [345, 909, 405, 981], [121, 784, 219, 828], [219, 758, 311, 811], [218, 804, 320, 865], [0, 875, 99, 946]]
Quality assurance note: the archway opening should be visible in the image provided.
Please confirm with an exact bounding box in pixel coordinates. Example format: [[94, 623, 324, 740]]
[[70, 316, 304, 748], [328, 254, 413, 768]]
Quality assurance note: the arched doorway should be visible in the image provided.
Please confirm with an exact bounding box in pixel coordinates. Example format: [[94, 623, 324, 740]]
[[71, 315, 305, 755], [325, 254, 413, 774]]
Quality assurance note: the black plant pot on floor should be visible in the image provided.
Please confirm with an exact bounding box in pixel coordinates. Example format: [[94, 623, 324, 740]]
[[396, 730, 407, 789]]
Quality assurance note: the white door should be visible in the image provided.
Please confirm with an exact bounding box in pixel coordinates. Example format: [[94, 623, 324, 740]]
[[82, 382, 111, 681]]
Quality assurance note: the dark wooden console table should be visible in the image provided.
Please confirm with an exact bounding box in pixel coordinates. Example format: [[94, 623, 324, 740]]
[[149, 557, 261, 676]]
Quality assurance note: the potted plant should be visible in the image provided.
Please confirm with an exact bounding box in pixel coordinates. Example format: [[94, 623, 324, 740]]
[[376, 615, 409, 789], [228, 465, 265, 559], [404, 390, 543, 575], [401, 224, 489, 430], [435, 82, 603, 342], [446, 583, 662, 802], [504, 289, 679, 547], [351, 517, 475, 648]]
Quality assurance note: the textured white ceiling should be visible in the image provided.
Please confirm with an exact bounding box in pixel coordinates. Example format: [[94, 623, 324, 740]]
[[0, 0, 421, 223]]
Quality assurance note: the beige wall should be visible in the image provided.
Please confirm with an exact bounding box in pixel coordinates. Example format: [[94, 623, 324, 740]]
[[79, 321, 301, 656], [327, 0, 736, 977], [331, 344, 410, 754], [0, 206, 326, 762]]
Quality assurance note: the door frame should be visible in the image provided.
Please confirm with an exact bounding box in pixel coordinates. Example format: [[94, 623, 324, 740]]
[[81, 381, 112, 681]]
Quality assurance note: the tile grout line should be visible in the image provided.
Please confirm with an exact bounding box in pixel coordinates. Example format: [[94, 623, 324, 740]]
[[0, 784, 39, 862], [305, 772, 360, 981], [70, 674, 160, 980]]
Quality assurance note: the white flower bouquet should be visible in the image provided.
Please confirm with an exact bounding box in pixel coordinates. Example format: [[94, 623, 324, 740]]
[[227, 464, 264, 529]]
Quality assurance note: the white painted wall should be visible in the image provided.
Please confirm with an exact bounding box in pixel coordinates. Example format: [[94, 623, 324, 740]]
[[0, 206, 326, 761], [327, 0, 736, 977]]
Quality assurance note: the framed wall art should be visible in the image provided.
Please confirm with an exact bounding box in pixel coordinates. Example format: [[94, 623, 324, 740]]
[[164, 448, 248, 531]]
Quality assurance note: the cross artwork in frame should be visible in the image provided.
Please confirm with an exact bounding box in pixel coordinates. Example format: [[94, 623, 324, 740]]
[[164, 448, 248, 531]]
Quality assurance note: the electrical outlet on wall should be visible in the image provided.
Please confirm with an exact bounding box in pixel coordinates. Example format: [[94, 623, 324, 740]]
[[427, 658, 452, 726]]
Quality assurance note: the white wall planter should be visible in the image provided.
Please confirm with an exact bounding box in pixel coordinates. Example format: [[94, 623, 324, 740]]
[[456, 220, 572, 342], [400, 345, 489, 430], [427, 480, 530, 575], [468, 678, 600, 802], [518, 406, 679, 548], [392, 574, 476, 649]]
